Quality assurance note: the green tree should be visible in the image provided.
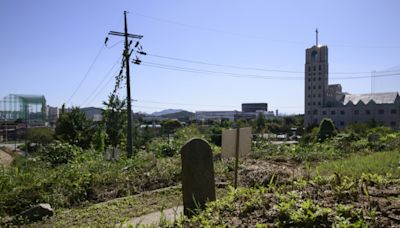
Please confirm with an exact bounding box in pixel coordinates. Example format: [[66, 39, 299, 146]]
[[55, 107, 93, 149], [161, 119, 182, 135], [255, 112, 266, 133], [103, 94, 127, 149], [26, 127, 54, 145], [318, 118, 337, 142]]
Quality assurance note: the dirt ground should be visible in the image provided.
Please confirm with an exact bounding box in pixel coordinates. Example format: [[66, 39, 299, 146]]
[[0, 149, 14, 167]]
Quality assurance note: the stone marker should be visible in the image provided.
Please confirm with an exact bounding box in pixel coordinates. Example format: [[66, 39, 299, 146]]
[[222, 127, 252, 159], [105, 146, 119, 161], [180, 138, 216, 217], [15, 203, 54, 223]]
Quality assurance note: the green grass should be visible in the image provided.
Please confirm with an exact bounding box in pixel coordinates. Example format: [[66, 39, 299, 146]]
[[315, 150, 400, 177], [29, 186, 228, 227]]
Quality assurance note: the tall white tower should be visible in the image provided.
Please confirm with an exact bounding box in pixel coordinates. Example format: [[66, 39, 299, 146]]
[[304, 30, 329, 128]]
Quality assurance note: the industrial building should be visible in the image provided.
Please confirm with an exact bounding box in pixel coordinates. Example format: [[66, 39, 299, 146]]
[[304, 40, 400, 129]]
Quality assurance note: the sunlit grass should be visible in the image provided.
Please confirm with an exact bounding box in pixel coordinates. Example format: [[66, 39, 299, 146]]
[[315, 150, 400, 177]]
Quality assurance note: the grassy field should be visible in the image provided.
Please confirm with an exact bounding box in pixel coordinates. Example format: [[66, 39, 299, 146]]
[[315, 150, 400, 177]]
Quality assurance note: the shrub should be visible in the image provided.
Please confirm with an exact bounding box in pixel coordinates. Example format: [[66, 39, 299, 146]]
[[26, 127, 55, 145], [318, 118, 337, 142], [37, 142, 82, 166]]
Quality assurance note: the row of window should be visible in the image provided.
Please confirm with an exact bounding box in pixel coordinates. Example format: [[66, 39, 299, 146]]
[[307, 77, 322, 82], [307, 94, 322, 98], [307, 85, 322, 90], [308, 109, 398, 115], [308, 65, 322, 71], [316, 120, 397, 127]]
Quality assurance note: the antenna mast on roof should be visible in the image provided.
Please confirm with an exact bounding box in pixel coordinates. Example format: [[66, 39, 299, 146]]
[[316, 28, 319, 46]]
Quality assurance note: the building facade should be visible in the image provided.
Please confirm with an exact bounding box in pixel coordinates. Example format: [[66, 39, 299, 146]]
[[304, 44, 400, 129], [242, 103, 268, 112]]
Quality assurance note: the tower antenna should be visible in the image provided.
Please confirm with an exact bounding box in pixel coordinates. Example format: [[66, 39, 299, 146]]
[[316, 28, 319, 46]]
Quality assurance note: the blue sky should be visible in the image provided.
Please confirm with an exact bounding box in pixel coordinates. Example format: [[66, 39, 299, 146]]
[[1, 0, 400, 114]]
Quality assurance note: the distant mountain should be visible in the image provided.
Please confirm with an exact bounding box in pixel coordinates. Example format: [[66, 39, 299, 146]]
[[151, 109, 185, 116], [159, 110, 195, 120]]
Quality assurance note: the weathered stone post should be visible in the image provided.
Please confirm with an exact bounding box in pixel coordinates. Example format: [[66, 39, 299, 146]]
[[180, 138, 216, 217]]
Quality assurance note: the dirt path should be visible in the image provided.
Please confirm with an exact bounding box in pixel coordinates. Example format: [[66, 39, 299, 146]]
[[121, 205, 183, 227], [0, 149, 13, 167]]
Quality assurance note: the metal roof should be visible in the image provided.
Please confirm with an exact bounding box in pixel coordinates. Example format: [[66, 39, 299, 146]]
[[343, 92, 399, 105]]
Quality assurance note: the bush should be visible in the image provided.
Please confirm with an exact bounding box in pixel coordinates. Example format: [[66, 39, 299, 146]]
[[318, 118, 337, 142], [37, 142, 82, 166], [26, 127, 55, 145]]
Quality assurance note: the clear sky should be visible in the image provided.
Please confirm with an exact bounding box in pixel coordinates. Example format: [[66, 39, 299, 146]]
[[1, 0, 400, 114]]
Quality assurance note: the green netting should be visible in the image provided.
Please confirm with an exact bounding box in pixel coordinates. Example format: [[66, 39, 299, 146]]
[[0, 94, 46, 122]]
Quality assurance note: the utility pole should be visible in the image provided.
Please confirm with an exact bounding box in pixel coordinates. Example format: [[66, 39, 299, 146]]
[[109, 11, 144, 158]]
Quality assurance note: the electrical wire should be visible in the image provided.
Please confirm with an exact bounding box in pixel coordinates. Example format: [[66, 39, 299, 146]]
[[81, 57, 121, 107], [131, 12, 400, 49], [141, 61, 400, 80], [66, 44, 105, 104], [147, 53, 400, 75]]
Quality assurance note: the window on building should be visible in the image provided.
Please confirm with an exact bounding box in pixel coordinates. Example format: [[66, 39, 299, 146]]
[[311, 51, 318, 62], [313, 78, 316, 81], [308, 66, 311, 71], [340, 121, 344, 126], [308, 78, 311, 82], [313, 94, 316, 97], [318, 85, 321, 89], [366, 110, 370, 115], [340, 110, 345, 115], [318, 77, 321, 81], [307, 102, 310, 106], [318, 102, 321, 105], [313, 102, 316, 105], [378, 109, 384, 114], [391, 121, 396, 126], [391, 109, 397, 114], [354, 110, 359, 115], [313, 86, 316, 89], [307, 94, 310, 98], [331, 110, 336, 115], [313, 110, 318, 115], [318, 94, 321, 97], [308, 111, 311, 114], [308, 86, 311, 90], [322, 111, 327, 115], [318, 65, 321, 70], [313, 66, 316, 71]]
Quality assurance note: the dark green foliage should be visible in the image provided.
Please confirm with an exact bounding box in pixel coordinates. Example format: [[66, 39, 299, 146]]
[[102, 94, 127, 148], [209, 125, 222, 146], [160, 119, 182, 134], [0, 151, 181, 218], [26, 127, 55, 145], [55, 107, 93, 149], [255, 112, 266, 133], [318, 118, 337, 142], [37, 142, 82, 166]]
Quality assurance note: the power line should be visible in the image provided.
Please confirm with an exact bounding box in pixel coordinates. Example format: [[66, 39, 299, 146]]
[[85, 65, 122, 107], [142, 61, 301, 80], [141, 61, 400, 80], [147, 53, 400, 75], [66, 43, 105, 104], [81, 57, 121, 107], [132, 12, 400, 49]]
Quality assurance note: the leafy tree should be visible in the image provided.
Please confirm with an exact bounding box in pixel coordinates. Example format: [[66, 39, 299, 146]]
[[255, 112, 266, 133], [318, 118, 337, 142], [26, 127, 54, 145], [161, 119, 182, 135], [55, 107, 93, 149], [209, 125, 222, 146], [102, 94, 127, 149]]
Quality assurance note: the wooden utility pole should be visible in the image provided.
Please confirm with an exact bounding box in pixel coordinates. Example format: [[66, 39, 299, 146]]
[[109, 11, 143, 158]]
